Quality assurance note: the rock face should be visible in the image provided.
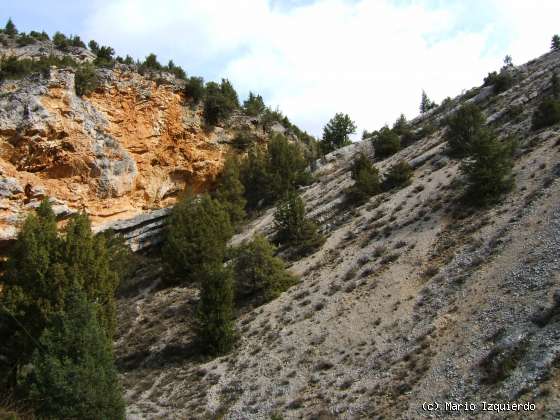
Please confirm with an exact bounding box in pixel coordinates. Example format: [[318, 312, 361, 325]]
[[0, 43, 272, 247]]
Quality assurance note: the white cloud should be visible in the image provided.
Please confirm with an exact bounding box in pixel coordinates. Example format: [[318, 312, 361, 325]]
[[84, 0, 560, 138]]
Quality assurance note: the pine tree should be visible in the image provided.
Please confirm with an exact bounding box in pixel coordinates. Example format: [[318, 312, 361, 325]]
[[195, 264, 236, 356], [461, 131, 516, 205], [4, 18, 17, 37], [274, 192, 324, 256], [143, 53, 161, 70], [445, 103, 485, 158], [346, 153, 381, 204], [163, 194, 233, 284], [203, 81, 238, 126], [243, 92, 266, 116], [212, 156, 246, 227], [372, 126, 401, 159], [420, 90, 435, 113], [75, 63, 99, 97], [233, 235, 298, 304], [185, 76, 205, 104], [321, 113, 356, 154], [551, 35, 560, 51], [25, 288, 125, 420]]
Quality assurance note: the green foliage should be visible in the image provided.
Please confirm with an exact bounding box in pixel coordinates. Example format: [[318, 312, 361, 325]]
[[99, 230, 138, 295], [4, 18, 17, 37], [372, 126, 401, 159], [243, 92, 266, 116], [88, 40, 99, 54], [232, 235, 297, 305], [163, 194, 233, 284], [321, 113, 356, 154], [420, 90, 437, 113], [484, 70, 514, 94], [29, 31, 49, 41], [346, 153, 381, 204], [93, 45, 115, 67], [212, 157, 246, 227], [445, 103, 485, 158], [383, 160, 413, 191], [74, 63, 99, 97], [203, 79, 239, 126], [461, 131, 516, 206], [184, 76, 205, 104], [551, 35, 560, 51], [52, 32, 69, 50], [392, 114, 409, 136], [532, 97, 560, 130], [195, 263, 236, 356], [231, 129, 257, 150], [240, 134, 311, 210], [24, 288, 125, 420], [0, 55, 80, 82], [143, 53, 162, 70], [274, 192, 324, 257], [552, 72, 560, 99], [16, 33, 36, 47]]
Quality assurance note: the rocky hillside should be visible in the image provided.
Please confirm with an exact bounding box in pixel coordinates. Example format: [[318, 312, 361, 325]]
[[0, 35, 293, 251], [116, 49, 560, 419]]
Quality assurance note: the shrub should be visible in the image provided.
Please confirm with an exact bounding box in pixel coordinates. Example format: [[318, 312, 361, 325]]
[[74, 63, 99, 96], [551, 34, 560, 51], [203, 79, 239, 126], [29, 30, 49, 41], [231, 130, 256, 150], [320, 113, 356, 154], [445, 103, 485, 158], [532, 97, 560, 130], [461, 131, 516, 206], [212, 156, 246, 227], [195, 263, 236, 356], [94, 45, 115, 67], [143, 53, 161, 70], [165, 60, 186, 80], [383, 160, 413, 190], [24, 289, 125, 420], [0, 55, 80, 82], [243, 92, 266, 116], [274, 192, 325, 256], [345, 153, 381, 204], [484, 70, 514, 94], [184, 76, 205, 104], [16, 33, 36, 47], [52, 32, 69, 50], [372, 126, 400, 159], [232, 235, 298, 305], [163, 194, 233, 284]]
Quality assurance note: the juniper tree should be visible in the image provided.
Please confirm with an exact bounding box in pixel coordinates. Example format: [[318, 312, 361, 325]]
[[25, 288, 125, 420], [243, 92, 266, 116], [346, 153, 381, 204], [185, 76, 205, 104], [212, 156, 246, 227], [372, 126, 401, 159], [383, 160, 413, 191], [75, 63, 99, 96], [163, 194, 233, 284], [445, 103, 485, 158], [195, 263, 236, 356], [321, 113, 356, 154]]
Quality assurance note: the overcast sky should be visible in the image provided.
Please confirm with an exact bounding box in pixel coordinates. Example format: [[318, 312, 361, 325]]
[[4, 0, 560, 138]]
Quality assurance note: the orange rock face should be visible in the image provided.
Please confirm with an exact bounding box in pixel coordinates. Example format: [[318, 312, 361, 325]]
[[0, 66, 232, 240]]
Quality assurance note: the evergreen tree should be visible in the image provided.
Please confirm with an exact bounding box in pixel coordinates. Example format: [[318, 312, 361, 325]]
[[420, 90, 436, 113], [461, 131, 516, 205], [233, 235, 298, 304], [52, 32, 69, 50], [75, 63, 99, 97], [392, 114, 409, 136], [88, 40, 99, 54], [240, 147, 272, 210], [551, 34, 560, 51], [551, 72, 560, 99], [372, 126, 401, 159], [383, 160, 413, 191], [184, 76, 205, 104], [60, 213, 119, 338], [321, 113, 356, 154], [274, 192, 324, 256], [243, 92, 266, 116], [532, 97, 560, 130], [346, 153, 381, 204], [4, 18, 17, 37], [212, 156, 246, 227], [143, 53, 161, 70], [25, 288, 125, 420], [203, 80, 239, 126], [445, 103, 485, 158], [163, 194, 233, 284], [195, 263, 236, 356]]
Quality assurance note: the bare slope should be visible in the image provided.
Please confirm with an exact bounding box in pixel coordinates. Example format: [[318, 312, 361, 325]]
[[117, 50, 560, 419]]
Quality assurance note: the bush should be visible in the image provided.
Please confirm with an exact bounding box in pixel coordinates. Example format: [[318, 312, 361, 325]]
[[212, 156, 246, 227], [16, 33, 36, 47], [203, 79, 239, 126], [372, 126, 400, 159], [52, 32, 69, 50], [484, 70, 514, 94], [184, 76, 205, 104], [383, 160, 413, 190], [25, 289, 125, 420], [0, 55, 80, 82], [445, 103, 485, 158], [461, 131, 516, 205], [74, 63, 99, 96], [243, 92, 266, 116], [29, 30, 49, 41], [195, 263, 236, 356], [274, 192, 324, 257], [94, 45, 115, 67], [345, 153, 381, 204], [163, 194, 233, 284], [232, 235, 298, 305], [320, 113, 356, 154], [231, 130, 256, 150], [165, 60, 186, 80], [532, 97, 560, 130], [143, 53, 161, 70]]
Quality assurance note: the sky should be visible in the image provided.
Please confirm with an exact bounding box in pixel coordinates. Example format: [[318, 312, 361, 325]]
[[3, 0, 560, 138]]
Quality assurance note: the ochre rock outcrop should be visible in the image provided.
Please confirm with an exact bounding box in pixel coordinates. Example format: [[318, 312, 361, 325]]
[[0, 65, 258, 246]]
